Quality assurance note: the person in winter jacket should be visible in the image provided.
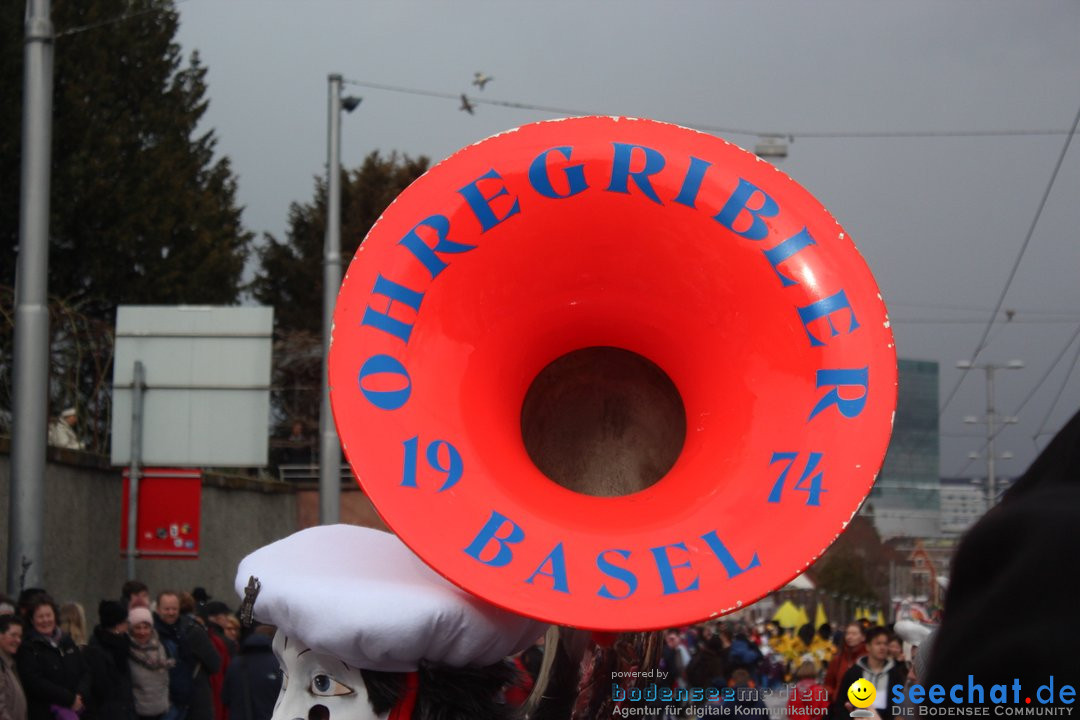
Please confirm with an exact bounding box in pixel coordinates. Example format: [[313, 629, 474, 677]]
[[83, 601, 134, 720], [1, 614, 28, 720], [15, 596, 89, 720], [153, 593, 220, 720], [221, 629, 281, 720], [197, 604, 233, 720], [726, 629, 763, 675], [831, 627, 906, 720], [127, 608, 170, 720]]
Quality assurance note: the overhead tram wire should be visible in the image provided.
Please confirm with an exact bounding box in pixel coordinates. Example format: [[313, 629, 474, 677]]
[[948, 321, 1080, 478], [779, 128, 1077, 139], [893, 316, 1080, 325], [342, 79, 1079, 140], [343, 79, 601, 126], [1009, 322, 1080, 419], [55, 0, 192, 38], [890, 300, 1080, 315], [938, 98, 1080, 420], [1032, 329, 1080, 446]]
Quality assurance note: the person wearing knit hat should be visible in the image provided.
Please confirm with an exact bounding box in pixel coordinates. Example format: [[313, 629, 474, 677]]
[[83, 601, 134, 720], [127, 607, 171, 720], [128, 607, 152, 629], [97, 602, 127, 632], [235, 525, 548, 720]]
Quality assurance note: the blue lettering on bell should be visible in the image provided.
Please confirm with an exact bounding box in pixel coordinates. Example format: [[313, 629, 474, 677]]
[[797, 290, 860, 347], [596, 548, 638, 600], [526, 542, 570, 593], [400, 436, 419, 488], [700, 530, 761, 579], [398, 214, 477, 279], [425, 440, 464, 492], [356, 354, 412, 410], [763, 227, 817, 287], [714, 178, 780, 240], [672, 156, 712, 209], [809, 368, 870, 420], [528, 146, 588, 199], [607, 143, 665, 205], [458, 168, 521, 233], [464, 510, 525, 567], [400, 437, 464, 492], [649, 542, 700, 595], [361, 274, 425, 344]]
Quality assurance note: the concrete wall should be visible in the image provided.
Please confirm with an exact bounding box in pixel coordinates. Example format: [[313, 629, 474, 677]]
[[1, 440, 297, 614]]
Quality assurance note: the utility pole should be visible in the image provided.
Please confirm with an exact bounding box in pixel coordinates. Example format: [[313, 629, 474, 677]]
[[319, 74, 344, 525], [957, 359, 1023, 511], [7, 0, 55, 593]]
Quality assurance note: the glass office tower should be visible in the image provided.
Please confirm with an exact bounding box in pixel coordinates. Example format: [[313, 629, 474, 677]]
[[863, 358, 941, 538]]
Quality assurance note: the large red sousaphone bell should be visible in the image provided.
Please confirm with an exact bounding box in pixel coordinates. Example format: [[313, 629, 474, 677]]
[[329, 116, 897, 631]]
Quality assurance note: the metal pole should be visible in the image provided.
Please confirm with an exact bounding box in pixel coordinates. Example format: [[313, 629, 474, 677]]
[[985, 366, 996, 512], [7, 0, 54, 594], [319, 74, 343, 524], [126, 361, 145, 580]]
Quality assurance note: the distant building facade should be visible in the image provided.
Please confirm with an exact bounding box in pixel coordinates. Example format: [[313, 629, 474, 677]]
[[884, 536, 958, 610], [862, 358, 941, 539], [939, 475, 1015, 536]]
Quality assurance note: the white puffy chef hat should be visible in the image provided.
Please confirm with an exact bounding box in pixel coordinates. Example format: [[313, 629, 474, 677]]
[[234, 524, 546, 673]]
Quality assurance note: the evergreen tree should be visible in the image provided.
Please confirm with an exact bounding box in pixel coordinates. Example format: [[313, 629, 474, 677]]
[[251, 150, 427, 442], [0, 0, 250, 448], [251, 150, 429, 334], [1, 0, 251, 319]]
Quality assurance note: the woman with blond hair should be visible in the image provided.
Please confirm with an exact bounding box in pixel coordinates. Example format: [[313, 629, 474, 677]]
[[58, 604, 86, 649]]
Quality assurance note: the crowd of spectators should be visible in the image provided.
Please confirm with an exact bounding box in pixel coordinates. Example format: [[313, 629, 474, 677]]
[[649, 616, 921, 719], [2, 581, 932, 720], [0, 582, 280, 720]]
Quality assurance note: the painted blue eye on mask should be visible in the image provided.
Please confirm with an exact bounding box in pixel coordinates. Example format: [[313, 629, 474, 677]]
[[310, 674, 354, 697]]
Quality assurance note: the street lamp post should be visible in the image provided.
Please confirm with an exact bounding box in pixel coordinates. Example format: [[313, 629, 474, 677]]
[[319, 74, 360, 525], [957, 359, 1023, 512]]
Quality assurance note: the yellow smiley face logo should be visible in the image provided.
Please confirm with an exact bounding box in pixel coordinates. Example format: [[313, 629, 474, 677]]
[[848, 678, 876, 709]]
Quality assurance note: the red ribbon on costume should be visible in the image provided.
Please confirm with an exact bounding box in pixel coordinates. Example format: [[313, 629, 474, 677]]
[[388, 672, 419, 720]]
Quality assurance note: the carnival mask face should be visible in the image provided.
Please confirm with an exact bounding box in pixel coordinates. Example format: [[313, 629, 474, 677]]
[[272, 631, 386, 720]]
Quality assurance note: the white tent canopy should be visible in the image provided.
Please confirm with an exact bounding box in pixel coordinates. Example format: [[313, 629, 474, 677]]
[[783, 573, 815, 591]]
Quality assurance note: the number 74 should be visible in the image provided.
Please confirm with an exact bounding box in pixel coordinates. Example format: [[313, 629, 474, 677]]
[[767, 452, 826, 506]]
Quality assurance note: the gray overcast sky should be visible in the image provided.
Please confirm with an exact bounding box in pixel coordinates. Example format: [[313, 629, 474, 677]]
[[174, 1, 1080, 481]]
